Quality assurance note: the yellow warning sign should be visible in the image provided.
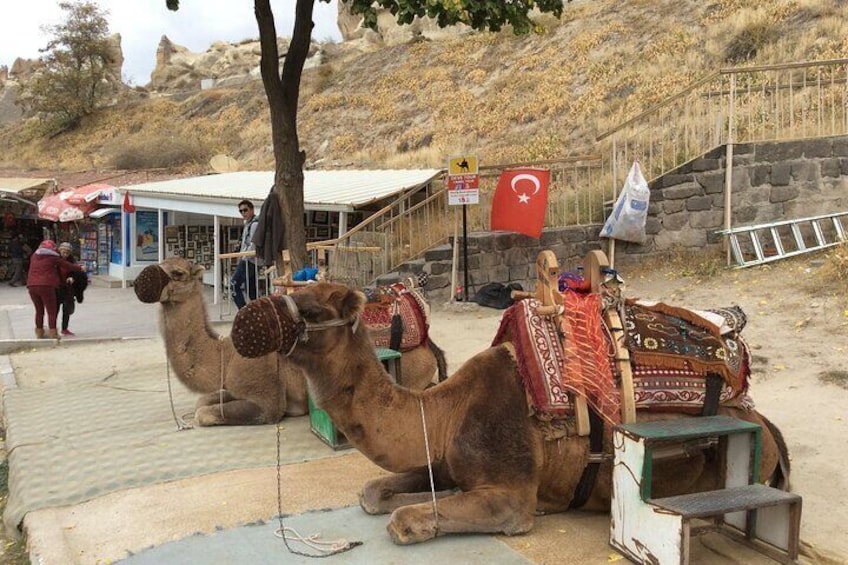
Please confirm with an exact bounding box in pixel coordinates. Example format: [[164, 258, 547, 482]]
[[448, 155, 479, 176]]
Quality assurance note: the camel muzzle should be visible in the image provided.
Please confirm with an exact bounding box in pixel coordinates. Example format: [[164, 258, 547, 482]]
[[232, 295, 360, 359], [134, 265, 171, 303], [232, 296, 306, 358]]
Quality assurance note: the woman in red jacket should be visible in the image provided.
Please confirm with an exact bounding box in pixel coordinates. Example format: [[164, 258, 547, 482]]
[[27, 239, 84, 339]]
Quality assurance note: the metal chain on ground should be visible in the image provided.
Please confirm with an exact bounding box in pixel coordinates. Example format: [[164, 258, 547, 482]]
[[274, 423, 362, 557], [418, 396, 440, 535]]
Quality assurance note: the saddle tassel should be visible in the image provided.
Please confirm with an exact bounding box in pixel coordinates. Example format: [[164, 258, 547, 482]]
[[389, 302, 403, 351]]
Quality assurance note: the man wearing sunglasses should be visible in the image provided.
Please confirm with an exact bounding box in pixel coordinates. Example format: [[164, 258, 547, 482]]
[[231, 200, 261, 309]]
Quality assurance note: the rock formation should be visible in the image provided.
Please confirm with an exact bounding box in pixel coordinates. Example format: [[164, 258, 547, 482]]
[[148, 35, 324, 92]]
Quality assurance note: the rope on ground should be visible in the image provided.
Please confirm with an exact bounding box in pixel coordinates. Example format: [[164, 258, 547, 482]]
[[165, 357, 193, 431], [274, 423, 361, 557]]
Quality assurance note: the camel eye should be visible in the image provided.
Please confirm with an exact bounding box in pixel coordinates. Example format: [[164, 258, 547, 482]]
[[171, 270, 187, 281]]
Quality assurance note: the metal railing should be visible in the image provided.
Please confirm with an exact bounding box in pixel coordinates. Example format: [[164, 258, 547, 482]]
[[315, 154, 606, 287], [320, 59, 848, 286], [596, 58, 848, 191]]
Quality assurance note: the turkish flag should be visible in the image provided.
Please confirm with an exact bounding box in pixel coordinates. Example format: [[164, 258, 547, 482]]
[[490, 168, 550, 238], [122, 191, 136, 214]]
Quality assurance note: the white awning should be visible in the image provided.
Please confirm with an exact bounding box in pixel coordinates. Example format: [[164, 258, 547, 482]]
[[0, 178, 55, 194], [89, 207, 121, 218], [120, 169, 443, 217]]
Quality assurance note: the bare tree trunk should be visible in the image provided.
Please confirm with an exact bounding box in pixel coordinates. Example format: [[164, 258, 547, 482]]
[[254, 0, 313, 273]]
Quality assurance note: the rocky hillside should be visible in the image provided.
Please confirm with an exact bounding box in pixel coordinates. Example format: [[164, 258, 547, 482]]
[[1, 0, 847, 175]]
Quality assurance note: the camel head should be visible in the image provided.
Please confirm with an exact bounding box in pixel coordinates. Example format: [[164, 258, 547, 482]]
[[231, 282, 366, 359], [134, 257, 205, 304]]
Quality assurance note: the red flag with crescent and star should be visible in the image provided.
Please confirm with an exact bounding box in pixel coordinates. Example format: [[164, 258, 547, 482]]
[[122, 191, 136, 214], [490, 168, 550, 238]]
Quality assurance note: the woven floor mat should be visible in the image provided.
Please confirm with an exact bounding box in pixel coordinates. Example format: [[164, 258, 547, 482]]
[[3, 370, 342, 532]]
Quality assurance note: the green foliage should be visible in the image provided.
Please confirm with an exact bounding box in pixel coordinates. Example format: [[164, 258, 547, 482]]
[[19, 1, 118, 134], [348, 0, 566, 35]]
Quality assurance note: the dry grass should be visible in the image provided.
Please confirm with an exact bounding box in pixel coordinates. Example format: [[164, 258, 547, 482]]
[[818, 370, 848, 389], [624, 246, 727, 282], [819, 241, 848, 305], [2, 0, 848, 174], [110, 134, 211, 170]]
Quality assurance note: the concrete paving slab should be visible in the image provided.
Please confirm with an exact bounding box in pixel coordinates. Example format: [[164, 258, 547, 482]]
[[119, 505, 533, 565]]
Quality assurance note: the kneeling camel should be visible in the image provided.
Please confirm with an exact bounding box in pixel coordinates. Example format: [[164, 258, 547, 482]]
[[134, 257, 446, 426], [230, 282, 790, 544]]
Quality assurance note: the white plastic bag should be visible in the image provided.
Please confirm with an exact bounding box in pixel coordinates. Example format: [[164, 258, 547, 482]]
[[601, 160, 650, 244]]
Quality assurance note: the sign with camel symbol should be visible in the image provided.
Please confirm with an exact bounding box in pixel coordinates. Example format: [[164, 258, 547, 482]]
[[447, 154, 480, 205]]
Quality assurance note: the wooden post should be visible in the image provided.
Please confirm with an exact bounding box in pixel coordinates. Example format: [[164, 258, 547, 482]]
[[534, 251, 591, 436], [724, 74, 736, 267], [584, 250, 635, 424]]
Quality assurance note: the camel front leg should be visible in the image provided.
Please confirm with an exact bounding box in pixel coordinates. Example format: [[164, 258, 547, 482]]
[[195, 398, 265, 426], [195, 390, 236, 408], [386, 485, 536, 545], [360, 471, 456, 515]]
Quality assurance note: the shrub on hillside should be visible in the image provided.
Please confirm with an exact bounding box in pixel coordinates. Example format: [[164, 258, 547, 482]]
[[724, 20, 779, 63], [110, 135, 210, 170]]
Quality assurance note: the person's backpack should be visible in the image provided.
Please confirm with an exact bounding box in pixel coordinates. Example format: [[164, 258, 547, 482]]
[[471, 282, 523, 309]]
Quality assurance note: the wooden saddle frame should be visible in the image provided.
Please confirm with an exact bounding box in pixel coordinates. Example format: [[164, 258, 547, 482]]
[[511, 250, 636, 436]]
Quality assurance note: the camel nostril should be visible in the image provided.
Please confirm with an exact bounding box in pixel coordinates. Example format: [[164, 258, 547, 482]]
[[134, 265, 169, 303]]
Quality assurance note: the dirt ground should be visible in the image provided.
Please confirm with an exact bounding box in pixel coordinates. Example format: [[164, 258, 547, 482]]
[[7, 251, 848, 564]]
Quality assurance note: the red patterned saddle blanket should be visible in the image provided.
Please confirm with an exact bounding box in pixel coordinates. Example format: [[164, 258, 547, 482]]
[[360, 281, 430, 351], [493, 295, 752, 426]]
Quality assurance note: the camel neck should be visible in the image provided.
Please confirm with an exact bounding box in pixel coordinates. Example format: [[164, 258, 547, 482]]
[[302, 334, 441, 473], [160, 289, 225, 393]]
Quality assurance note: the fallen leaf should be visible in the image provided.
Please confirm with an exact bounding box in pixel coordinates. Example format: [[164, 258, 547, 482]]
[[608, 553, 624, 562], [773, 364, 786, 371], [794, 317, 811, 330]]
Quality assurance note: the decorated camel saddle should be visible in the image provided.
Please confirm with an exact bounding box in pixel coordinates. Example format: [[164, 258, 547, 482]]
[[359, 276, 430, 352], [494, 250, 752, 436], [273, 262, 431, 353]]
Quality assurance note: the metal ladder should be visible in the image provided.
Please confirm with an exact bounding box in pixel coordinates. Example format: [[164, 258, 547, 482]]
[[718, 211, 848, 268]]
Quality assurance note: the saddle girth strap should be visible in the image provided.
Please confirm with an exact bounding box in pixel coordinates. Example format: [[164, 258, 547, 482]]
[[700, 373, 723, 417], [569, 409, 604, 509]]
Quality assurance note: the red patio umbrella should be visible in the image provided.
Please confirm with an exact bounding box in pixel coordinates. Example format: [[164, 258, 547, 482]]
[[62, 183, 113, 206], [37, 183, 114, 222], [37, 189, 96, 222]]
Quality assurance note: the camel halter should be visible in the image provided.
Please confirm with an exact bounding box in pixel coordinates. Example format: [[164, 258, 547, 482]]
[[276, 294, 361, 356]]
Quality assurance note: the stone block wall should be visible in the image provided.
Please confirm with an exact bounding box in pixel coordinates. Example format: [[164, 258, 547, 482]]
[[381, 226, 602, 302], [614, 135, 848, 265], [383, 135, 848, 302]]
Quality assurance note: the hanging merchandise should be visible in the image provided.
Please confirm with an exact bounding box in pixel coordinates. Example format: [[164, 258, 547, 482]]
[[601, 160, 651, 244]]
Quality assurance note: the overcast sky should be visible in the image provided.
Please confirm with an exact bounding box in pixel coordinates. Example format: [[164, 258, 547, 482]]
[[0, 0, 342, 86]]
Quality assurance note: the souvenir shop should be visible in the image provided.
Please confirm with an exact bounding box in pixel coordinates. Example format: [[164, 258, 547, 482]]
[[0, 178, 56, 281], [116, 169, 442, 302]]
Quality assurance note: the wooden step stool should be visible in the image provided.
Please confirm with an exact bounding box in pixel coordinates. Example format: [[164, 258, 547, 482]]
[[610, 415, 801, 564], [308, 348, 402, 449]]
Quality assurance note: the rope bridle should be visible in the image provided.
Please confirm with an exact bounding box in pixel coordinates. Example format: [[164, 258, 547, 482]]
[[273, 294, 361, 357]]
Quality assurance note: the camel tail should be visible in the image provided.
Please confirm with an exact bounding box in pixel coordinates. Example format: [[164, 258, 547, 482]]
[[428, 338, 449, 382], [762, 414, 791, 491]]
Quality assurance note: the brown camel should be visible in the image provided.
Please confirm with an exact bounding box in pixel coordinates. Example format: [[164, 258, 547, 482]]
[[134, 258, 446, 426], [230, 282, 791, 544]]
